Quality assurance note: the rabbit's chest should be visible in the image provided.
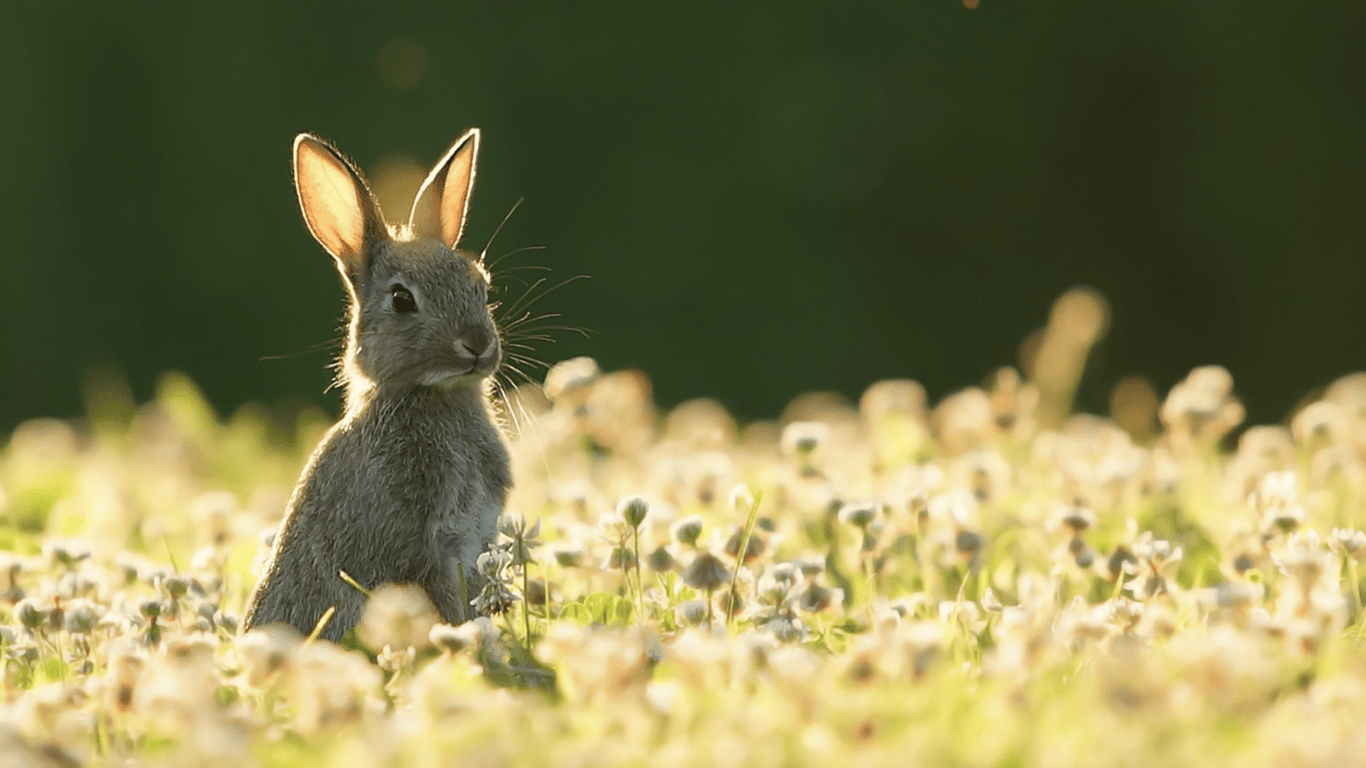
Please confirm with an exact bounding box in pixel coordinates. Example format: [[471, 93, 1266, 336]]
[[430, 468, 502, 566]]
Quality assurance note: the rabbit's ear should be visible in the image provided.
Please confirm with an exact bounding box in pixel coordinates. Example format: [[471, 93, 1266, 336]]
[[409, 128, 479, 249], [293, 134, 384, 275]]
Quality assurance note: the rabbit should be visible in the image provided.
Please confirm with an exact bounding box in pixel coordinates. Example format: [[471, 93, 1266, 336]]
[[242, 129, 512, 642]]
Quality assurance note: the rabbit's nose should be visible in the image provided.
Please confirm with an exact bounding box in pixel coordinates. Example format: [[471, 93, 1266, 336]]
[[453, 326, 495, 359]]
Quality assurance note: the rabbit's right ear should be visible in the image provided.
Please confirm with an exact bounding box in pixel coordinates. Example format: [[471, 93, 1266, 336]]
[[293, 134, 384, 276]]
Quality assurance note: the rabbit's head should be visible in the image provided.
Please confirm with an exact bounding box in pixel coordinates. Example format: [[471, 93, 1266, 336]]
[[292, 131, 500, 400]]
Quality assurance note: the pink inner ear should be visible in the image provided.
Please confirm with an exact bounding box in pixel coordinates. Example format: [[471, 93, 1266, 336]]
[[440, 136, 477, 248], [296, 140, 367, 263]]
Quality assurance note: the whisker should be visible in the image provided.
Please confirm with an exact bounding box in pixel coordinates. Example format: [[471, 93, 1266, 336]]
[[499, 277, 549, 318], [500, 310, 562, 329], [499, 275, 590, 326], [491, 264, 553, 278], [506, 324, 591, 339], [257, 336, 344, 363], [488, 244, 548, 270], [480, 198, 525, 265], [505, 354, 551, 371]]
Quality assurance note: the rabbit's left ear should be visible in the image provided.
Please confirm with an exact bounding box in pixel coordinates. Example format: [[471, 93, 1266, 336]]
[[409, 129, 479, 249]]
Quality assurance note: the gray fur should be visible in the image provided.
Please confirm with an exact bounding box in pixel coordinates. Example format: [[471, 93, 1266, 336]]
[[243, 131, 511, 642]]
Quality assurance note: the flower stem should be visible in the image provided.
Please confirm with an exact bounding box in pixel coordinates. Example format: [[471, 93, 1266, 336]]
[[522, 562, 533, 651], [633, 527, 646, 625]]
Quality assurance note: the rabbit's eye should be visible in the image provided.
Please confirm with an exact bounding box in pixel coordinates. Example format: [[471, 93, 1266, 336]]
[[391, 286, 417, 313]]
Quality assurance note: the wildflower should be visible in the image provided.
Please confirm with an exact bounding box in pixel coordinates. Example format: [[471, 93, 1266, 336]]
[[1250, 471, 1305, 534], [1105, 545, 1137, 581], [0, 553, 25, 602], [896, 621, 945, 680], [671, 515, 705, 548], [288, 639, 382, 735], [1202, 581, 1263, 611], [602, 545, 637, 571], [62, 599, 99, 635], [1329, 528, 1366, 560], [724, 526, 767, 564], [728, 483, 756, 513], [761, 616, 808, 643], [616, 496, 650, 529], [682, 552, 731, 592], [938, 600, 986, 635], [236, 624, 302, 688], [552, 545, 585, 568], [429, 621, 483, 655], [675, 600, 708, 626], [1159, 365, 1245, 448], [794, 555, 825, 579], [1290, 400, 1348, 448], [543, 356, 601, 404], [781, 422, 828, 476], [716, 585, 746, 620], [359, 583, 441, 651], [596, 511, 633, 545], [1123, 534, 1183, 599], [376, 643, 417, 674], [954, 529, 986, 568], [190, 490, 238, 547], [838, 501, 879, 529], [795, 582, 839, 613], [102, 640, 146, 712], [756, 566, 798, 607], [1273, 531, 1331, 592], [646, 545, 677, 572], [43, 539, 92, 570], [497, 512, 543, 566], [1054, 501, 1096, 534], [471, 548, 519, 616], [933, 387, 994, 455], [15, 599, 44, 631]]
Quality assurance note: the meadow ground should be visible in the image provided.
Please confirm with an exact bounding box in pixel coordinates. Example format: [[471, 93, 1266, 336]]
[[4, 290, 1366, 767]]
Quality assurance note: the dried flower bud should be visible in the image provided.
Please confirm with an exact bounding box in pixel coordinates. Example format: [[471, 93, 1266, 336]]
[[671, 516, 705, 547], [838, 502, 879, 529], [682, 552, 731, 592], [617, 496, 650, 529], [675, 600, 708, 626]]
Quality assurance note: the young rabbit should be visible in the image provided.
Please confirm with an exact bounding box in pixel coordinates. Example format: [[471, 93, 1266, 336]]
[[242, 130, 512, 642]]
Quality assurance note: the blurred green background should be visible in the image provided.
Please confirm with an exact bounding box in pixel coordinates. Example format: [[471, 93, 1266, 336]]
[[2, 2, 1363, 432]]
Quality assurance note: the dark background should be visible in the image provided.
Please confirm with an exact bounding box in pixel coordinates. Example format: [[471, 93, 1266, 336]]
[[2, 2, 1363, 432]]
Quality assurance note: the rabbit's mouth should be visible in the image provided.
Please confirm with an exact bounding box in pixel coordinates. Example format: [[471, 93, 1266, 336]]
[[420, 360, 497, 388], [417, 332, 500, 387], [419, 353, 499, 388]]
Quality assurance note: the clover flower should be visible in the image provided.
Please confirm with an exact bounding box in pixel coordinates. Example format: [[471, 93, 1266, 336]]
[[1329, 527, 1366, 560], [471, 547, 520, 616], [1122, 534, 1183, 599], [1250, 470, 1306, 534], [359, 583, 441, 651], [497, 512, 543, 566]]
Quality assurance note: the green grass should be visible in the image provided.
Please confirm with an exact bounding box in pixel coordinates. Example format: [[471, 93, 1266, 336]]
[[3, 353, 1366, 767]]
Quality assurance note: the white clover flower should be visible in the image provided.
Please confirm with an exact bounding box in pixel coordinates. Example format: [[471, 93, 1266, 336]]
[[359, 583, 440, 652]]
